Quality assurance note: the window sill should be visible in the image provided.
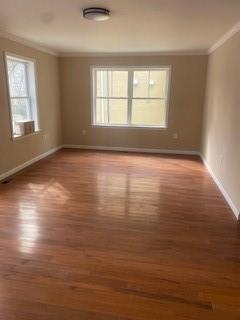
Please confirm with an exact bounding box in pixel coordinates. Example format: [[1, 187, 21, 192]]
[[12, 130, 43, 141], [92, 124, 167, 130]]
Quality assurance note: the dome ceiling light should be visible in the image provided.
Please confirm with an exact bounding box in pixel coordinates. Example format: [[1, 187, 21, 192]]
[[83, 7, 111, 21]]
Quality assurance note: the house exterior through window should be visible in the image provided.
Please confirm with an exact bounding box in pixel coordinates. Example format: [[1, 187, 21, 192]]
[[92, 66, 171, 128], [5, 54, 39, 138]]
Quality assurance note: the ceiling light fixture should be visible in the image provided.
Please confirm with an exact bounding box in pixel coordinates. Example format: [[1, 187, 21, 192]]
[[83, 7, 111, 21]]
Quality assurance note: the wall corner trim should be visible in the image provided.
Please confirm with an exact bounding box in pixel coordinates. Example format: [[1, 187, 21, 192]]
[[0, 30, 59, 56], [62, 144, 200, 155], [201, 154, 239, 220], [0, 145, 62, 182], [208, 21, 240, 54]]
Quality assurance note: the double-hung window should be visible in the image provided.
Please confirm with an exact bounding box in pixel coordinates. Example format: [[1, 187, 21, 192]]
[[5, 54, 39, 138], [92, 66, 171, 128]]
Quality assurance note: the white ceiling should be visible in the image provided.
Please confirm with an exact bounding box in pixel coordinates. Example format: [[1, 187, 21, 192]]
[[0, 0, 240, 55]]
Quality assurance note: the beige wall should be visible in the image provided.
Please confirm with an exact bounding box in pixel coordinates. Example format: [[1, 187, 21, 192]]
[[0, 35, 238, 216], [0, 37, 62, 176], [60, 55, 207, 151], [202, 32, 240, 214]]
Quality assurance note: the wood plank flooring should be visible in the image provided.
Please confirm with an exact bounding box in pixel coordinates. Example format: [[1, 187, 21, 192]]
[[0, 149, 239, 320]]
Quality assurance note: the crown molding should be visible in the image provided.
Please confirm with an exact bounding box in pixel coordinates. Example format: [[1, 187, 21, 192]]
[[208, 21, 240, 54], [1, 20, 240, 58], [0, 30, 59, 56], [59, 50, 208, 58]]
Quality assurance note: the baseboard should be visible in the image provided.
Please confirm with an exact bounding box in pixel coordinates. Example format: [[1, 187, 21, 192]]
[[0, 145, 62, 182], [1, 144, 238, 219], [201, 155, 239, 220], [62, 144, 200, 156], [0, 144, 199, 182]]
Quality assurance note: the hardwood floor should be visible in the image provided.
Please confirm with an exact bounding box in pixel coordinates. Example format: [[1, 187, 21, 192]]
[[0, 149, 239, 320]]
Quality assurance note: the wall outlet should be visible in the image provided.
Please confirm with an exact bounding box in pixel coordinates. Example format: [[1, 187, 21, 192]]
[[82, 129, 86, 136]]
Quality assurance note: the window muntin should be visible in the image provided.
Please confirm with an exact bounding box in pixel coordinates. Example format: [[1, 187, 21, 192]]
[[92, 67, 170, 128], [5, 54, 39, 138]]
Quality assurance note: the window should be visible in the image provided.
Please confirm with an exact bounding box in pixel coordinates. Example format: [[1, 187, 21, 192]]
[[5, 54, 39, 138], [92, 66, 171, 128]]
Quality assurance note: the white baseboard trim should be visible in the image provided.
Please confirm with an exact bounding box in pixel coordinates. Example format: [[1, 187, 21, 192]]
[[62, 144, 200, 156], [0, 145, 62, 182], [2, 144, 238, 219], [201, 155, 239, 220]]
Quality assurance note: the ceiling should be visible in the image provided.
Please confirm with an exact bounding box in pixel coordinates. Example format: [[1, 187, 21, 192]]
[[0, 0, 240, 55]]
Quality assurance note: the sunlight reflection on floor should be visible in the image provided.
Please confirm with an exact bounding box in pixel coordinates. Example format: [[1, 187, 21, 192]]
[[28, 180, 70, 205], [19, 204, 39, 254]]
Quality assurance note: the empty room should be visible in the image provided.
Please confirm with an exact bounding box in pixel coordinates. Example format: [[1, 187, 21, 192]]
[[0, 1, 239, 319]]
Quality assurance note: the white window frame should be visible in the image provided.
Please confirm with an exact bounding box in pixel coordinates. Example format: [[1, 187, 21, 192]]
[[4, 52, 40, 140], [91, 66, 171, 129]]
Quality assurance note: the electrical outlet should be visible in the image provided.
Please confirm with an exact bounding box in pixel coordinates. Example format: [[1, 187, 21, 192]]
[[173, 132, 178, 139], [82, 129, 86, 136]]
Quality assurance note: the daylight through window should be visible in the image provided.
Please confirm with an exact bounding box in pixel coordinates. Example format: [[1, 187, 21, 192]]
[[6, 54, 39, 138], [92, 67, 171, 128]]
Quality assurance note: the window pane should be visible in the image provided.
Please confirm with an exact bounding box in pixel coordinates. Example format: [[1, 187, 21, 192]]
[[6, 55, 40, 137], [96, 98, 108, 124], [133, 70, 167, 98], [96, 98, 128, 125], [149, 70, 167, 98], [109, 99, 128, 125], [131, 99, 166, 126], [96, 70, 128, 97], [7, 60, 28, 97], [11, 98, 31, 122]]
